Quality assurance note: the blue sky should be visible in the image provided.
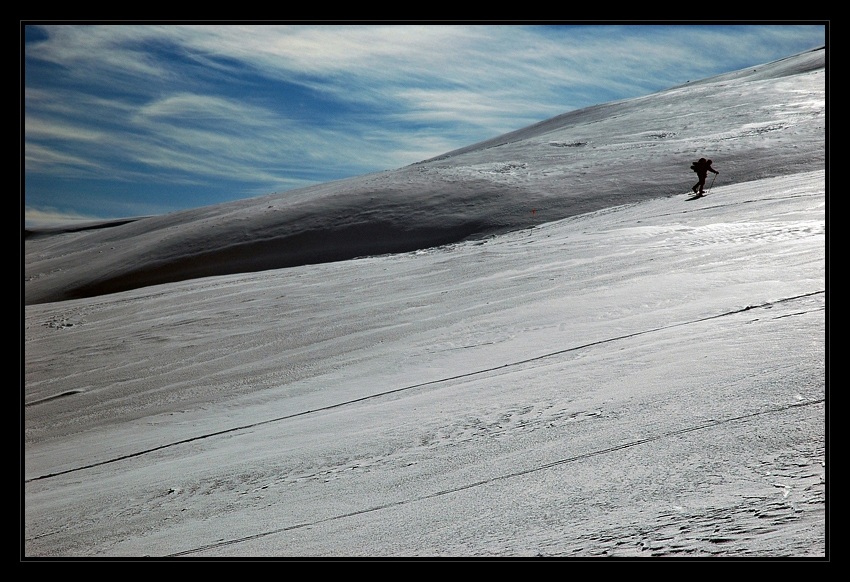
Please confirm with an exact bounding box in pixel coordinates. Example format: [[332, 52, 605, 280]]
[[22, 23, 826, 227]]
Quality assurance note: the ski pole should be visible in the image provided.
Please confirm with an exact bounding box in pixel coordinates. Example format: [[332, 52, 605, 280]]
[[706, 172, 717, 194]]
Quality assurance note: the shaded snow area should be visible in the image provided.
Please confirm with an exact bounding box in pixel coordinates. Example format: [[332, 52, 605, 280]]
[[23, 48, 826, 559]]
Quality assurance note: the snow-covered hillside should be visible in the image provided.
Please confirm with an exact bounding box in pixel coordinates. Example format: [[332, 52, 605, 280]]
[[24, 48, 825, 306], [23, 47, 826, 558]]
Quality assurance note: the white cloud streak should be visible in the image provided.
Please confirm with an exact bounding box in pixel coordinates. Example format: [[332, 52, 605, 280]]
[[24, 23, 825, 225]]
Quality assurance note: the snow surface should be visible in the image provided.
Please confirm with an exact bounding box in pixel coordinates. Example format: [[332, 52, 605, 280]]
[[23, 47, 826, 559]]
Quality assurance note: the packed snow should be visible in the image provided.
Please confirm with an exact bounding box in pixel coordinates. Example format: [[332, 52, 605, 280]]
[[23, 47, 826, 559]]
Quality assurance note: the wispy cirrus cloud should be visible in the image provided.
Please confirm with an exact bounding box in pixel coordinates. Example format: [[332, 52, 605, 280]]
[[23, 23, 825, 226]]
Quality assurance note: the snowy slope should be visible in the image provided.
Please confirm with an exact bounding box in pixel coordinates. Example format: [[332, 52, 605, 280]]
[[24, 47, 825, 306], [23, 47, 826, 558]]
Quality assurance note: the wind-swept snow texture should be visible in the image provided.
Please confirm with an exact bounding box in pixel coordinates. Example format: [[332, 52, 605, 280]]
[[24, 47, 825, 558], [24, 47, 825, 306]]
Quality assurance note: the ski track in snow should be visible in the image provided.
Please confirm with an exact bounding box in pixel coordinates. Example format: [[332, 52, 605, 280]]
[[24, 291, 824, 484], [24, 283, 825, 557], [24, 49, 825, 557], [164, 426, 824, 558]]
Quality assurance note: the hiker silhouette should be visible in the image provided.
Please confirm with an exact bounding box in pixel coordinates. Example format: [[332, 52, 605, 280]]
[[690, 158, 719, 194]]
